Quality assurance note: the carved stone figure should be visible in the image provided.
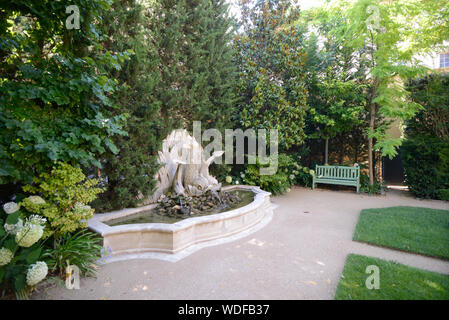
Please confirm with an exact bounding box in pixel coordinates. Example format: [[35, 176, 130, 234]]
[[149, 129, 224, 202]]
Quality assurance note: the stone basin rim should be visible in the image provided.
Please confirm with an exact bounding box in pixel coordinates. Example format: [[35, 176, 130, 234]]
[[88, 185, 270, 236]]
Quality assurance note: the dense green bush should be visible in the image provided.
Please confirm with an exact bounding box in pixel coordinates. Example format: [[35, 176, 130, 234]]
[[360, 172, 386, 195], [238, 154, 313, 195], [439, 189, 449, 201], [233, 0, 308, 151], [0, 1, 129, 194], [95, 0, 163, 211], [403, 74, 449, 200], [402, 137, 449, 199], [22, 163, 103, 240]]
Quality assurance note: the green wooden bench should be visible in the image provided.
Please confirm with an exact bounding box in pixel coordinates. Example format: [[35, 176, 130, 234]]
[[312, 165, 360, 193]]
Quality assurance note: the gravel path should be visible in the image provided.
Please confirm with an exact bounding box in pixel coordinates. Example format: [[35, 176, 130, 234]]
[[32, 187, 449, 300]]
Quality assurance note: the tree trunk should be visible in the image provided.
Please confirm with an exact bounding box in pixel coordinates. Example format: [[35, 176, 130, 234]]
[[354, 133, 359, 164], [368, 77, 379, 186], [324, 138, 329, 164], [368, 103, 375, 186]]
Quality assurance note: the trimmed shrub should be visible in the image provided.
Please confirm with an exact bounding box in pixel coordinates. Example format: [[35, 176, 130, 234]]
[[241, 153, 313, 195], [404, 74, 449, 200], [438, 189, 449, 201], [402, 136, 449, 199]]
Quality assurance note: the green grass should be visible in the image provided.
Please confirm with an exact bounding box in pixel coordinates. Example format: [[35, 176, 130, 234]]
[[353, 206, 449, 259], [335, 254, 449, 300]]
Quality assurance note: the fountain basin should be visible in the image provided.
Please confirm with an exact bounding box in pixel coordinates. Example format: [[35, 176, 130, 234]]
[[88, 185, 273, 259]]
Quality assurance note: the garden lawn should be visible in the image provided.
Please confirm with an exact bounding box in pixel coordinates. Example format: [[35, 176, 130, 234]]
[[353, 206, 449, 259], [335, 254, 449, 300]]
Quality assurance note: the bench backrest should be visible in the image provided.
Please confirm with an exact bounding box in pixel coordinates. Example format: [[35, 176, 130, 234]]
[[315, 165, 360, 180]]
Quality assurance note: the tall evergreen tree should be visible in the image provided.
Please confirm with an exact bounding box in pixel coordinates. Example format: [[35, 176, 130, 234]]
[[233, 0, 309, 151], [95, 0, 164, 211], [96, 0, 238, 210], [148, 0, 238, 132]]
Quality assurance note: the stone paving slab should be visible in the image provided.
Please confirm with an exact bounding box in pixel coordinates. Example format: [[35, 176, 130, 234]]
[[32, 187, 449, 300]]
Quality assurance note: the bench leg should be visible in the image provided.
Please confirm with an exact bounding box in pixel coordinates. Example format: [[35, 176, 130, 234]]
[[356, 184, 360, 194]]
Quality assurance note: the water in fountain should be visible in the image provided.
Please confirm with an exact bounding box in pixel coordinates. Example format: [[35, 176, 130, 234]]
[[106, 189, 254, 226]]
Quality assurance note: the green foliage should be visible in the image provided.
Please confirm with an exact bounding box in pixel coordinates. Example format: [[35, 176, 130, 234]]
[[148, 0, 238, 130], [307, 77, 368, 163], [439, 189, 449, 201], [241, 154, 313, 195], [402, 137, 449, 200], [403, 74, 449, 200], [286, 151, 314, 188], [406, 74, 449, 140], [95, 0, 163, 211], [243, 166, 290, 196], [234, 0, 308, 151], [22, 162, 103, 239], [0, 0, 129, 190], [334, 0, 447, 159], [95, 0, 239, 210], [42, 230, 103, 277], [308, 79, 366, 140], [212, 164, 234, 185], [360, 172, 385, 195], [297, 5, 373, 166]]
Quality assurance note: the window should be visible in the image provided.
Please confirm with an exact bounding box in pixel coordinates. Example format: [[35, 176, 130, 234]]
[[440, 53, 449, 68]]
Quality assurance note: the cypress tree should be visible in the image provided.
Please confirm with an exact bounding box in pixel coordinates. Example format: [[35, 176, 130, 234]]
[[148, 0, 238, 132], [96, 0, 238, 210], [95, 0, 165, 211]]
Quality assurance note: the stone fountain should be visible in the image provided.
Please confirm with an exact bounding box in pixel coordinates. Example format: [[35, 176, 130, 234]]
[[88, 129, 274, 261], [149, 129, 238, 217], [151, 129, 223, 200]]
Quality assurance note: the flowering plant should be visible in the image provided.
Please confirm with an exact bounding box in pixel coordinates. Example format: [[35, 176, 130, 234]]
[[0, 199, 48, 299], [22, 162, 103, 240]]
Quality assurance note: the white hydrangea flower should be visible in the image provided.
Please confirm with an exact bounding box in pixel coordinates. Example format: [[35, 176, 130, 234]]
[[309, 170, 315, 176], [26, 261, 48, 286], [74, 202, 91, 212], [286, 188, 291, 193], [225, 176, 232, 184], [289, 174, 295, 180], [3, 202, 19, 214], [72, 203, 94, 222], [240, 172, 245, 178], [15, 222, 44, 247], [27, 196, 46, 205], [235, 181, 239, 185], [28, 215, 46, 227], [4, 218, 24, 235], [0, 247, 13, 266]]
